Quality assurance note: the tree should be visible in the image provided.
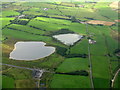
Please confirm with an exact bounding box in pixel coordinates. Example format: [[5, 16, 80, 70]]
[[71, 16, 77, 22]]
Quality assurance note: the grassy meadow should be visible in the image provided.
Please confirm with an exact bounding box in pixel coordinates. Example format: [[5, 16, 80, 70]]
[[1, 1, 119, 89]]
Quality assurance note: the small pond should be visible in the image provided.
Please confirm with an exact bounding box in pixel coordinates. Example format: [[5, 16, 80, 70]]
[[53, 34, 83, 46], [9, 42, 55, 61]]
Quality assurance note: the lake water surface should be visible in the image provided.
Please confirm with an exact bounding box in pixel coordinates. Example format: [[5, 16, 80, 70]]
[[9, 42, 55, 60], [53, 34, 83, 46]]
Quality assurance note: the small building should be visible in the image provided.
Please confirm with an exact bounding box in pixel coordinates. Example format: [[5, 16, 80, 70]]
[[18, 15, 25, 18], [33, 70, 44, 79], [89, 39, 96, 44], [43, 8, 49, 11], [78, 5, 85, 8]]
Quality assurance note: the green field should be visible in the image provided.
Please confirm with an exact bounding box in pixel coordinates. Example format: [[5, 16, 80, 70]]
[[0, 18, 15, 28], [2, 10, 20, 18], [1, 1, 119, 89], [70, 39, 88, 54], [50, 74, 91, 88], [2, 75, 15, 88], [28, 19, 68, 31], [2, 28, 52, 42], [2, 65, 36, 88], [91, 56, 110, 88], [7, 24, 46, 35], [56, 58, 89, 73]]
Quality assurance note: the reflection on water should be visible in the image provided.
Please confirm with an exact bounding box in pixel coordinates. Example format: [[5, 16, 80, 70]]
[[53, 34, 83, 46], [10, 42, 55, 61]]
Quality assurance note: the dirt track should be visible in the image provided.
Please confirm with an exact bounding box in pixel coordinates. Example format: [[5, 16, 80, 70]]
[[111, 68, 120, 88]]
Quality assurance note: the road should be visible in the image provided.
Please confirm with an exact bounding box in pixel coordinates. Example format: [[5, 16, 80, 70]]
[[1, 63, 55, 88], [1, 63, 41, 71], [77, 21, 94, 88], [1, 62, 55, 72], [85, 24, 94, 89], [111, 68, 120, 88], [0, 63, 53, 73]]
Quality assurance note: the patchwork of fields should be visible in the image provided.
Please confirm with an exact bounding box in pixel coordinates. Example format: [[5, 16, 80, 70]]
[[1, 1, 120, 89]]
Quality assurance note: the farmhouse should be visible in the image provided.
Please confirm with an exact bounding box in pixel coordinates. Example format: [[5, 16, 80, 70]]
[[17, 15, 25, 18], [33, 70, 44, 79], [43, 8, 49, 11], [89, 39, 96, 44]]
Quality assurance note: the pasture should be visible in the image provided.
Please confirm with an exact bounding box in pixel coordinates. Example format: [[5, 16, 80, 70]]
[[2, 75, 15, 88], [1, 1, 119, 89], [0, 18, 14, 28], [2, 65, 36, 88], [50, 74, 91, 88], [2, 10, 20, 18], [56, 58, 89, 73]]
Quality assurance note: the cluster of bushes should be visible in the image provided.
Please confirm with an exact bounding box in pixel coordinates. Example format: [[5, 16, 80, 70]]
[[37, 15, 49, 18], [8, 14, 36, 19], [22, 15, 36, 19], [71, 16, 78, 22], [55, 46, 87, 58], [6, 15, 17, 17], [56, 70, 89, 76], [1, 37, 8, 42], [65, 54, 87, 58], [2, 74, 15, 80], [114, 49, 120, 54], [37, 15, 71, 21], [50, 16, 71, 20], [7, 27, 44, 36], [15, 10, 28, 14], [84, 17, 96, 20], [114, 49, 120, 58], [60, 3, 75, 7], [55, 46, 67, 56], [29, 25, 46, 31], [10, 19, 28, 25], [49, 28, 74, 36], [70, 16, 85, 23]]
